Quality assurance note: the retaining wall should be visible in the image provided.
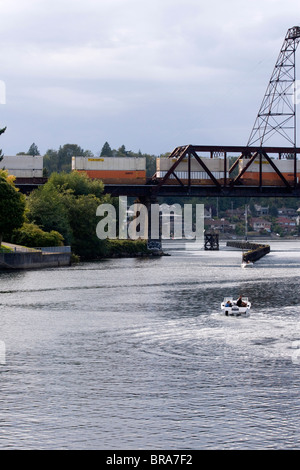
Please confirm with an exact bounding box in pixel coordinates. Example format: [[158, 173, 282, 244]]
[[0, 251, 71, 270]]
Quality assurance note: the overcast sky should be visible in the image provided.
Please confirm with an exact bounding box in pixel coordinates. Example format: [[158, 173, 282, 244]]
[[0, 0, 300, 156]]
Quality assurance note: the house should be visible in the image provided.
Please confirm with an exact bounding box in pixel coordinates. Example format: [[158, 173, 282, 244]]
[[254, 204, 269, 216], [251, 217, 271, 232], [277, 207, 298, 218], [205, 218, 235, 232], [276, 217, 297, 232]]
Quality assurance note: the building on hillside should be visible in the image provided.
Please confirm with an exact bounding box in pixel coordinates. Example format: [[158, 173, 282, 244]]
[[276, 217, 297, 232], [205, 218, 236, 232], [251, 217, 272, 232], [277, 207, 298, 218], [254, 204, 269, 216]]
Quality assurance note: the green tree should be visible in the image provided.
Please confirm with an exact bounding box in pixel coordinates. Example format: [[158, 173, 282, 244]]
[[27, 184, 73, 244], [0, 175, 26, 246], [100, 142, 113, 157], [48, 170, 104, 199], [117, 145, 129, 157], [43, 144, 86, 175], [26, 171, 114, 259], [57, 144, 85, 172], [65, 193, 109, 258], [27, 142, 40, 156]]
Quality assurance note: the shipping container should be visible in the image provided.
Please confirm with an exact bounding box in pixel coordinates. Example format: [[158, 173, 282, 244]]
[[1, 155, 44, 178], [156, 156, 229, 185], [72, 156, 147, 184], [239, 157, 300, 185]]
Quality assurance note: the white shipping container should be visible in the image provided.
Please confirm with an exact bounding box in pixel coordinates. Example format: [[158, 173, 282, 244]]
[[1, 155, 43, 178], [239, 157, 300, 173], [1, 155, 43, 171], [72, 156, 146, 171], [156, 156, 228, 179], [7, 169, 43, 178]]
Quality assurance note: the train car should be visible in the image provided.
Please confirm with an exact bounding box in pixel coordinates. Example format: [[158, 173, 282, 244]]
[[1, 155, 44, 178], [72, 156, 147, 184], [239, 157, 300, 186], [156, 156, 229, 185]]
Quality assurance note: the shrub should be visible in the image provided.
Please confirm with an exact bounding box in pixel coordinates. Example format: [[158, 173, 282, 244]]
[[10, 223, 64, 248]]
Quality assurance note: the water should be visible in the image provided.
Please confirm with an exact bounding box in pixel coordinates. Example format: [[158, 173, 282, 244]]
[[0, 239, 300, 449]]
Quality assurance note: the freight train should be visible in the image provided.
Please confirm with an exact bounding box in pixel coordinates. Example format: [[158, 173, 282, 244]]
[[3, 154, 298, 188], [72, 155, 300, 186]]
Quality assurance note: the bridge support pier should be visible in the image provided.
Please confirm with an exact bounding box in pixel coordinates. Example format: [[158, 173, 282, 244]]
[[137, 196, 162, 252], [204, 233, 219, 250]]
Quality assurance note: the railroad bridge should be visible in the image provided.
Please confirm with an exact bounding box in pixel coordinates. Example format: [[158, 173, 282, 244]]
[[102, 144, 300, 199]]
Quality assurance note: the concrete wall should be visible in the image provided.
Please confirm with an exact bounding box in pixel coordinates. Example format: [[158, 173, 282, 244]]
[[0, 251, 71, 270]]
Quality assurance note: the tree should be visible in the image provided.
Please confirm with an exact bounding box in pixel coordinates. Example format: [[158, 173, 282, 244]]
[[0, 126, 6, 164], [117, 145, 128, 157], [100, 142, 113, 157], [27, 143, 40, 156], [43, 144, 86, 175], [57, 144, 85, 172], [48, 170, 104, 199], [27, 184, 73, 244], [26, 171, 114, 259], [0, 175, 26, 246]]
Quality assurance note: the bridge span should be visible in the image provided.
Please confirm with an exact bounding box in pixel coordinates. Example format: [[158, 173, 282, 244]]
[[102, 144, 300, 199]]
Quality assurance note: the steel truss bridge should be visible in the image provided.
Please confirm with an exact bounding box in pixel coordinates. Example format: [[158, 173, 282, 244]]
[[103, 144, 300, 199]]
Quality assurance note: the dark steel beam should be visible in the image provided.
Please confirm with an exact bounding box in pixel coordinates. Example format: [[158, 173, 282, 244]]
[[102, 184, 300, 198], [261, 150, 291, 188], [190, 149, 221, 188], [230, 152, 258, 187]]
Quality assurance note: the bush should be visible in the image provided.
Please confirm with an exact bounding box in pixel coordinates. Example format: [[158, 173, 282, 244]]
[[10, 223, 64, 248], [106, 239, 149, 255]]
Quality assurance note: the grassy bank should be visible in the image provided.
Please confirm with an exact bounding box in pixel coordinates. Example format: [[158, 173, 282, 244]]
[[0, 245, 13, 253]]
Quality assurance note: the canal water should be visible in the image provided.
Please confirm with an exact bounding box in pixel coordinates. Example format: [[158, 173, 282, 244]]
[[0, 240, 300, 449]]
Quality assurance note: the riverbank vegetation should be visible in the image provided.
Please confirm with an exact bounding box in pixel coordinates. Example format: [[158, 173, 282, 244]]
[[1, 166, 152, 260], [24, 171, 117, 259], [0, 170, 26, 248]]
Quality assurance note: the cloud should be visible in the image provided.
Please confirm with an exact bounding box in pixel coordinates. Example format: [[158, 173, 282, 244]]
[[0, 0, 300, 154]]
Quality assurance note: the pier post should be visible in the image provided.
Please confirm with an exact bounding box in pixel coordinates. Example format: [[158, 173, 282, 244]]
[[204, 233, 219, 250], [137, 196, 162, 251]]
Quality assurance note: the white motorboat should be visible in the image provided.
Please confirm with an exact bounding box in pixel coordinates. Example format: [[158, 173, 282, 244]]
[[221, 297, 251, 317], [241, 260, 254, 268]]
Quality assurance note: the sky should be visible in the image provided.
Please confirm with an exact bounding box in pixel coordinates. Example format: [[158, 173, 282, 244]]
[[0, 0, 300, 156]]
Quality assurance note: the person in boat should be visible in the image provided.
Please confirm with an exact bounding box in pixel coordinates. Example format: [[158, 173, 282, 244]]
[[225, 300, 232, 307], [236, 295, 247, 307]]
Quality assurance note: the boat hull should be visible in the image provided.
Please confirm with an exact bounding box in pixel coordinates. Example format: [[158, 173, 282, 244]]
[[221, 297, 251, 317]]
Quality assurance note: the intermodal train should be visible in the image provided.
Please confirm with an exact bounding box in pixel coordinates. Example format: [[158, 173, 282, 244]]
[[72, 155, 300, 186], [3, 154, 298, 187]]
